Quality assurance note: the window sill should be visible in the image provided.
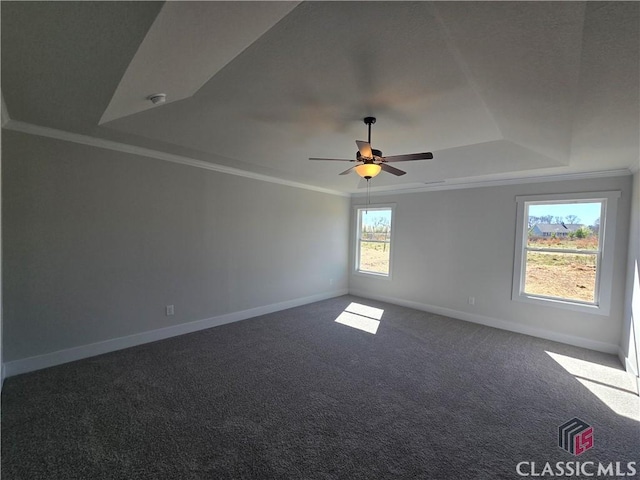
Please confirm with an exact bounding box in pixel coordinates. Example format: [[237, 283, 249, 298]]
[[353, 270, 392, 280], [512, 293, 610, 316]]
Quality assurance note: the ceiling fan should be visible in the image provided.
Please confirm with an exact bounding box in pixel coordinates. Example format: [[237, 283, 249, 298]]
[[309, 117, 434, 179]]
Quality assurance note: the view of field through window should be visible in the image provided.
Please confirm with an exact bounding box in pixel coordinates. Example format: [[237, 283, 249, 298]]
[[357, 201, 603, 299], [524, 201, 602, 303], [358, 208, 392, 275]]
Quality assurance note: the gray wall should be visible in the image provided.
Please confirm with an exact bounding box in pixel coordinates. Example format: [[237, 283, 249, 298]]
[[621, 171, 639, 375], [2, 127, 634, 367], [2, 130, 350, 361], [350, 176, 632, 350]]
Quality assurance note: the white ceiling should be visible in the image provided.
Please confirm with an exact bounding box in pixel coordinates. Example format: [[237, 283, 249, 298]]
[[2, 1, 639, 194]]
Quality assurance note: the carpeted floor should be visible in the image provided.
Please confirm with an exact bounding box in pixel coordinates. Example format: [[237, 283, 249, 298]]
[[2, 295, 638, 479]]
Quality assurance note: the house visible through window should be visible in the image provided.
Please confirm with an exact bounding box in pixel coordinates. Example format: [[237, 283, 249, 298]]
[[525, 202, 602, 302], [512, 192, 620, 315], [355, 206, 394, 276]]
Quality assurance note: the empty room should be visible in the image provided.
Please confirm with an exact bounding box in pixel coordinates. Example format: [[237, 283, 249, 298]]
[[1, 1, 639, 479]]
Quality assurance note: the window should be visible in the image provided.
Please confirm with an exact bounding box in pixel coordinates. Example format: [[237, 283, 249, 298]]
[[512, 192, 620, 315], [355, 206, 395, 277]]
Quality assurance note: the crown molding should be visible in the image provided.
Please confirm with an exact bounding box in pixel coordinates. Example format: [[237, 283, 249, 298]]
[[3, 119, 635, 198], [3, 119, 350, 198], [353, 168, 634, 198]]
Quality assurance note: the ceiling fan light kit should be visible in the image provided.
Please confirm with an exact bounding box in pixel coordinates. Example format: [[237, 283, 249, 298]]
[[354, 163, 382, 179], [309, 116, 434, 181]]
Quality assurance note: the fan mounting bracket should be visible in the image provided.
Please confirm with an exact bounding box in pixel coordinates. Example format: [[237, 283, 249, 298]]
[[363, 116, 376, 126]]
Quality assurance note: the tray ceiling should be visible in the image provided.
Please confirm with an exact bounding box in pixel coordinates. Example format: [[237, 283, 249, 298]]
[[2, 1, 638, 194]]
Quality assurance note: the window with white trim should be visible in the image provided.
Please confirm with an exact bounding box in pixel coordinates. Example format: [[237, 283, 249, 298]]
[[355, 206, 394, 277], [512, 191, 620, 315]]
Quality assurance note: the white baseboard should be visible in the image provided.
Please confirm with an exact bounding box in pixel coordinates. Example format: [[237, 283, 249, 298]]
[[619, 347, 640, 377], [4, 289, 348, 378], [349, 290, 620, 355]]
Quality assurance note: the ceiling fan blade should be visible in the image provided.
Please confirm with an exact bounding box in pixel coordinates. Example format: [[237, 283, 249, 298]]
[[356, 140, 373, 158], [380, 163, 406, 176], [309, 157, 354, 162], [339, 166, 356, 175], [382, 152, 434, 163]]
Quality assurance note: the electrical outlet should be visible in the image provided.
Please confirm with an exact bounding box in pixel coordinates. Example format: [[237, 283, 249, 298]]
[[166, 305, 174, 316], [329, 278, 334, 286], [468, 297, 475, 305]]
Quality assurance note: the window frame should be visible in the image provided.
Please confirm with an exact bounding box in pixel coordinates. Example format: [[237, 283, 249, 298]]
[[511, 191, 620, 316], [353, 204, 396, 279]]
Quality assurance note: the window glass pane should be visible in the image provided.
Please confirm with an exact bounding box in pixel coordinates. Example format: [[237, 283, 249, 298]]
[[359, 241, 390, 275], [526, 202, 601, 250], [524, 251, 597, 303], [357, 208, 392, 276], [513, 191, 619, 315]]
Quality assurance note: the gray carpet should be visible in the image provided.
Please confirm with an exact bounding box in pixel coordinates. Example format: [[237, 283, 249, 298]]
[[2, 295, 638, 479]]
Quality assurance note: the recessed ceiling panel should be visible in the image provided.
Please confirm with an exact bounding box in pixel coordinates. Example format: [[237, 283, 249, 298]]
[[103, 1, 501, 182], [570, 2, 640, 170], [1, 1, 163, 132], [3, 1, 638, 194], [100, 1, 300, 124], [346, 140, 563, 191], [433, 1, 587, 163]]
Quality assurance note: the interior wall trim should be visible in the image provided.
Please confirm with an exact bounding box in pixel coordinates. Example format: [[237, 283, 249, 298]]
[[349, 289, 619, 355], [619, 347, 640, 378], [1, 91, 9, 127], [3, 289, 348, 379], [2, 120, 349, 198], [3, 120, 635, 199], [355, 169, 634, 198]]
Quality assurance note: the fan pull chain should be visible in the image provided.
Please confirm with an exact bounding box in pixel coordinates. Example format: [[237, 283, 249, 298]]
[[366, 178, 370, 210]]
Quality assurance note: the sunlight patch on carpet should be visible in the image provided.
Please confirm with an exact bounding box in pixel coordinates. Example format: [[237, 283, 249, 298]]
[[334, 302, 384, 334], [546, 351, 639, 421]]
